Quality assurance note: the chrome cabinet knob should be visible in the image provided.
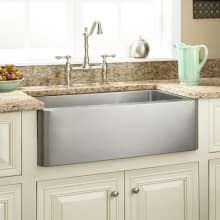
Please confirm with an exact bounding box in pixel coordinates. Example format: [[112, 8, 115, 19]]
[[132, 187, 140, 194], [111, 191, 119, 197]]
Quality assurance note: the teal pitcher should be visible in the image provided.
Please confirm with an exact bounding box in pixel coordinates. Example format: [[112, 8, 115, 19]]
[[176, 43, 208, 86]]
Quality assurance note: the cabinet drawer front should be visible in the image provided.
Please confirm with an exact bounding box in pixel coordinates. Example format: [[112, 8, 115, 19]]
[[37, 172, 124, 220], [209, 100, 220, 152], [0, 112, 21, 177], [0, 184, 21, 220], [125, 163, 199, 220], [209, 159, 220, 220]]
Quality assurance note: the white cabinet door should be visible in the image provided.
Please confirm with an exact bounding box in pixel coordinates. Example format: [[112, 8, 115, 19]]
[[209, 159, 220, 220], [0, 184, 21, 220], [125, 163, 199, 220], [37, 172, 124, 220], [208, 99, 220, 152], [0, 112, 21, 177]]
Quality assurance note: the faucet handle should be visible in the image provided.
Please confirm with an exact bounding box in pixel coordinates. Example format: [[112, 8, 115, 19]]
[[55, 55, 72, 87], [55, 55, 71, 62], [101, 54, 116, 59], [101, 54, 116, 64]]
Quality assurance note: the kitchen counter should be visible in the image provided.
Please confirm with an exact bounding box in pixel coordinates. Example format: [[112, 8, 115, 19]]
[[22, 81, 158, 97], [158, 83, 220, 99], [0, 90, 44, 113], [22, 77, 220, 99], [1, 77, 220, 112]]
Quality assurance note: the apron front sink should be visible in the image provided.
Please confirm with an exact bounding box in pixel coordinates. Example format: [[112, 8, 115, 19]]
[[36, 90, 198, 166]]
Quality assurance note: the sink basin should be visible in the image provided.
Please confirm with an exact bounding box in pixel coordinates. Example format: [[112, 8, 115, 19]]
[[37, 90, 198, 166], [37, 90, 185, 107]]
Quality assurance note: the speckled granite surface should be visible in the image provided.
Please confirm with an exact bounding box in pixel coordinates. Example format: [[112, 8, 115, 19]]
[[18, 59, 220, 86], [2, 78, 220, 112], [22, 81, 157, 97], [157, 84, 220, 99], [0, 91, 43, 113], [22, 78, 220, 99], [0, 57, 220, 113]]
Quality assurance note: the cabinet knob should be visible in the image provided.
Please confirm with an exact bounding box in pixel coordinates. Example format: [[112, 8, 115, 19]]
[[111, 191, 119, 197], [132, 187, 140, 194]]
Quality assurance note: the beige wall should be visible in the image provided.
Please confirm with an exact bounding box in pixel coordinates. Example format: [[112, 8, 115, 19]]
[[181, 0, 220, 58]]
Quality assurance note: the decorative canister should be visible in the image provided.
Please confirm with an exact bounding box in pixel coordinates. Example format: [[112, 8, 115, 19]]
[[130, 36, 150, 58]]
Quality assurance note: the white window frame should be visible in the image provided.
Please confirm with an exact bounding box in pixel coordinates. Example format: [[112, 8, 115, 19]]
[[0, 0, 181, 66]]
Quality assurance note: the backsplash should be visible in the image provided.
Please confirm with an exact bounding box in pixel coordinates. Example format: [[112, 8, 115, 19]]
[[18, 59, 220, 87]]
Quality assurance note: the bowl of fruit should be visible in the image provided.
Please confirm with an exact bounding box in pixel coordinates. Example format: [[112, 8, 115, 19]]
[[0, 65, 23, 92]]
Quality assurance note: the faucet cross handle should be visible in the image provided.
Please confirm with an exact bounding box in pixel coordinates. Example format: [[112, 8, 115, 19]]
[[55, 55, 72, 87], [100, 54, 116, 83], [101, 54, 116, 62], [55, 55, 71, 62]]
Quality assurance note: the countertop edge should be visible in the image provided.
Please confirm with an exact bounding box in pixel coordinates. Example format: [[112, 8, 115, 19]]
[[1, 78, 220, 113]]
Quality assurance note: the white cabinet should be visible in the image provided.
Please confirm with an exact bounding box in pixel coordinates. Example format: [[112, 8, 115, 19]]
[[0, 184, 21, 220], [208, 99, 220, 152], [37, 172, 124, 220], [209, 159, 220, 220], [125, 163, 199, 220], [0, 112, 21, 177], [37, 163, 199, 220]]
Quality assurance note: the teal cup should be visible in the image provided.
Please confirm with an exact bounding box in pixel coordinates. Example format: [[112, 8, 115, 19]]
[[176, 43, 208, 86]]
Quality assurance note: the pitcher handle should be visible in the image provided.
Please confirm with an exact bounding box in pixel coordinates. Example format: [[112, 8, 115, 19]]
[[199, 45, 209, 71]]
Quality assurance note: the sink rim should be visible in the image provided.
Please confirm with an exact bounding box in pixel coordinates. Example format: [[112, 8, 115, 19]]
[[36, 89, 193, 110], [37, 90, 197, 166]]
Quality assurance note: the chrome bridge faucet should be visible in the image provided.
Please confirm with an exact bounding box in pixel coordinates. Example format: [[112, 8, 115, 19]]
[[82, 21, 103, 69]]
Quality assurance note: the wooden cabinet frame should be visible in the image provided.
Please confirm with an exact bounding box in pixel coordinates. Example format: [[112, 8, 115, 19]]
[[0, 112, 21, 177]]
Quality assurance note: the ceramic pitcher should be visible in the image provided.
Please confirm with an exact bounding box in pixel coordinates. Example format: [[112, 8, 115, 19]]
[[175, 43, 208, 86]]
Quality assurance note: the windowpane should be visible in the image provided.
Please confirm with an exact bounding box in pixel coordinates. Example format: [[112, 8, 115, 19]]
[[29, 0, 69, 49], [120, 0, 162, 57], [0, 0, 180, 64], [76, 0, 119, 58], [0, 0, 26, 49]]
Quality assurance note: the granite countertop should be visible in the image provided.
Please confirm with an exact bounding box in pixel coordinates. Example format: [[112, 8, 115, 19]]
[[23, 78, 220, 99], [157, 83, 220, 99], [1, 78, 220, 113], [22, 81, 158, 97], [0, 91, 44, 113]]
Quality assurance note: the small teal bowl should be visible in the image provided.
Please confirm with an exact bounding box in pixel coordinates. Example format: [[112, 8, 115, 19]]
[[0, 79, 23, 92]]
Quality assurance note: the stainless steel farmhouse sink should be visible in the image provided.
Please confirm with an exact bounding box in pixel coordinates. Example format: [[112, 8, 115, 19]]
[[36, 90, 198, 167]]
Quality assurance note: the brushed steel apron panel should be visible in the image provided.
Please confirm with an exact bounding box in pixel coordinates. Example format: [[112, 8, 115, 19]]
[[37, 100, 197, 166]]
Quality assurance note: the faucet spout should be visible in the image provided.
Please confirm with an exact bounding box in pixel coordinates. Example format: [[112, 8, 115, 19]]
[[82, 21, 103, 69], [88, 21, 103, 36]]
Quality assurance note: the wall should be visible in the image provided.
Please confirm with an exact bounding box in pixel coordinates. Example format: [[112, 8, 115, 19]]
[[181, 0, 220, 58]]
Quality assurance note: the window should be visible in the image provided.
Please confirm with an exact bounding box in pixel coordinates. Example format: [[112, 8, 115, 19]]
[[0, 0, 180, 64]]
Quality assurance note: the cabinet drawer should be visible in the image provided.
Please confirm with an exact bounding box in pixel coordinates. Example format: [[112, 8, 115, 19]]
[[209, 99, 220, 152], [37, 172, 124, 220], [209, 159, 220, 220], [0, 112, 21, 177], [125, 163, 199, 220], [0, 184, 21, 220]]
